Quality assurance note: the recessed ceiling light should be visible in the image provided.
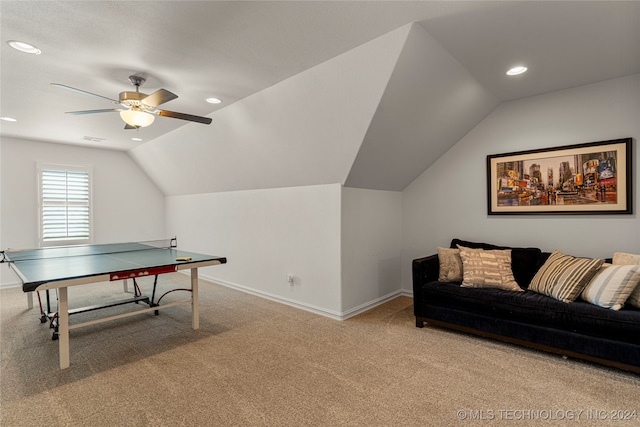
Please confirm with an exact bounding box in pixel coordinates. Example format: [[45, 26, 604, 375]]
[[506, 66, 528, 76], [131, 137, 143, 142], [0, 116, 17, 122], [7, 40, 41, 55], [206, 97, 222, 104]]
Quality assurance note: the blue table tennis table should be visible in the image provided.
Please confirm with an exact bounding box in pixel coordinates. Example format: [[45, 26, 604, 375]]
[[2, 238, 226, 369]]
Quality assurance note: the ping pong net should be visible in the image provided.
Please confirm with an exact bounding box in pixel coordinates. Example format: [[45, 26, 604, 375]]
[[1, 237, 177, 263]]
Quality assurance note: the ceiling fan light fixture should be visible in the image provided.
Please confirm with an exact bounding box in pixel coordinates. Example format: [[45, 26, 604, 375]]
[[120, 109, 155, 128]]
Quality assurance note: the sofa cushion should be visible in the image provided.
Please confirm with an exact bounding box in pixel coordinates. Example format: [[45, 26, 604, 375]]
[[581, 264, 640, 310], [437, 247, 463, 282], [450, 239, 542, 288], [415, 280, 640, 345], [612, 252, 640, 308], [529, 250, 604, 303], [457, 246, 522, 292]]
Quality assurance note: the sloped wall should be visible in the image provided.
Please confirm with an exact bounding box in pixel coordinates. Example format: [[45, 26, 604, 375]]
[[401, 74, 640, 292], [130, 25, 411, 196], [345, 23, 499, 190]]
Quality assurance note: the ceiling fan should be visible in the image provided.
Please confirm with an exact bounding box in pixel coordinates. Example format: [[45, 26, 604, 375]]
[[51, 75, 212, 129]]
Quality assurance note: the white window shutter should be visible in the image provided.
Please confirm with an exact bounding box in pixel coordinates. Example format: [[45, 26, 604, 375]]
[[39, 165, 92, 245]]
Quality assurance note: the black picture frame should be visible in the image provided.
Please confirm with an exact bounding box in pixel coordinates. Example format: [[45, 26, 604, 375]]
[[487, 138, 632, 215]]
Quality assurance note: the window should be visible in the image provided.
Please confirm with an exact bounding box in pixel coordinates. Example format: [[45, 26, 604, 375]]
[[38, 163, 92, 246]]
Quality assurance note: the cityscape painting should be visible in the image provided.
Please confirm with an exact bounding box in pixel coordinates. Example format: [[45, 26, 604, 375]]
[[487, 138, 632, 215]]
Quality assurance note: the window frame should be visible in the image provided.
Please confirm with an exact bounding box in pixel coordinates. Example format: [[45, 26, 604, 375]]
[[37, 162, 94, 247]]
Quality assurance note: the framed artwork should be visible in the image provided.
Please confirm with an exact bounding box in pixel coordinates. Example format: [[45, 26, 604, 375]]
[[487, 138, 632, 215]]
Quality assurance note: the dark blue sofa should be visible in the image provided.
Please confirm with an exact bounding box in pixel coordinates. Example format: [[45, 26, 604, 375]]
[[412, 239, 640, 373]]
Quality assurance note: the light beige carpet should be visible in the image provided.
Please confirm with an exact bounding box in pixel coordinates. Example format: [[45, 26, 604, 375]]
[[1, 273, 639, 426]]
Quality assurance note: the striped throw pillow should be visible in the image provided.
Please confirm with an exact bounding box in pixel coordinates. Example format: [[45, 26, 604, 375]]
[[581, 264, 640, 310], [529, 250, 604, 303]]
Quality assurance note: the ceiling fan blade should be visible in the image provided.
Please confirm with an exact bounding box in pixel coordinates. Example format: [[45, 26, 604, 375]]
[[51, 83, 119, 103], [158, 110, 212, 125], [142, 89, 178, 108], [66, 109, 121, 115]]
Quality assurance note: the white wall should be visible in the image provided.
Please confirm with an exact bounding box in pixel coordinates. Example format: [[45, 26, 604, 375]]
[[1, 137, 166, 287], [341, 187, 403, 316], [401, 74, 640, 292], [166, 184, 405, 319], [165, 184, 343, 317]]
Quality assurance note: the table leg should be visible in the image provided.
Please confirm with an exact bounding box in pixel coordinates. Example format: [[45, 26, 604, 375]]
[[27, 291, 33, 309], [123, 278, 129, 293], [191, 268, 199, 330], [58, 287, 70, 369]]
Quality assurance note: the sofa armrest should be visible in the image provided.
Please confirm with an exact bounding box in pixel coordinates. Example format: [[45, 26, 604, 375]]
[[412, 254, 439, 291]]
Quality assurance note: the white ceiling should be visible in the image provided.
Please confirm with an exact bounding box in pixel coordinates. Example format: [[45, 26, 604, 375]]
[[1, 1, 639, 152]]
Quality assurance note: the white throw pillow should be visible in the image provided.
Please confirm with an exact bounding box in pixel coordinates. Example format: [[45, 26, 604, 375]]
[[581, 264, 640, 310]]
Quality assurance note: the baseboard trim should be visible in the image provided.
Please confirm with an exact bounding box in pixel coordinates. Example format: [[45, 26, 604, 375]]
[[195, 272, 410, 321], [340, 290, 406, 320], [0, 281, 21, 290], [196, 273, 344, 320]]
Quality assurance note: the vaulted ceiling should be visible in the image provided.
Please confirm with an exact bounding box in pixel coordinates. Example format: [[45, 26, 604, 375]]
[[2, 1, 639, 194]]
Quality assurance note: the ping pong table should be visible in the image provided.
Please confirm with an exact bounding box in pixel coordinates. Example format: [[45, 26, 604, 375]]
[[1, 238, 226, 369]]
